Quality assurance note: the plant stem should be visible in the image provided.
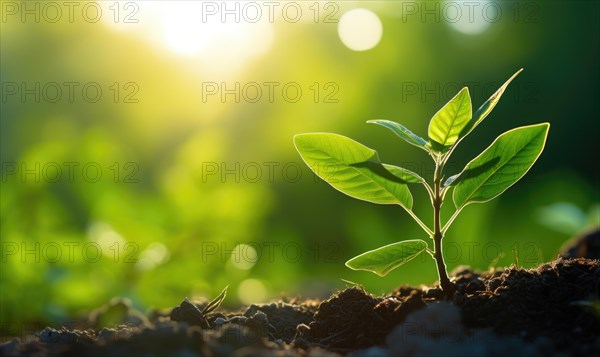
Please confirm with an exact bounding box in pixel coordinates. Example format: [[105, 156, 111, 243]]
[[407, 209, 434, 237], [441, 206, 463, 234], [433, 160, 455, 297], [423, 181, 436, 205]]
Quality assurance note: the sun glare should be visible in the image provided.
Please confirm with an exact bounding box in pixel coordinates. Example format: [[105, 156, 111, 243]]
[[162, 9, 218, 56], [101, 1, 274, 76]]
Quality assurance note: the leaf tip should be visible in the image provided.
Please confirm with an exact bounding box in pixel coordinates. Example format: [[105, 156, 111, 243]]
[[292, 134, 302, 148], [540, 122, 551, 138], [293, 133, 313, 147], [367, 119, 388, 126], [530, 122, 551, 135], [505, 68, 524, 85], [344, 258, 356, 269]]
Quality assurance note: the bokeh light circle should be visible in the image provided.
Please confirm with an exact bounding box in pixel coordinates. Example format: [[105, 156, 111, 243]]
[[238, 279, 267, 305], [447, 0, 494, 35], [338, 9, 383, 51]]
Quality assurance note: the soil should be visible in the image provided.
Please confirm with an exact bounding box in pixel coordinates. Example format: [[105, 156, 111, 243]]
[[2, 257, 599, 356]]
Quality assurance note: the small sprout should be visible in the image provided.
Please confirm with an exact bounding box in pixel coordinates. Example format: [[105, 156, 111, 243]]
[[202, 285, 229, 315], [170, 286, 229, 328], [294, 69, 549, 297], [340, 279, 360, 287]]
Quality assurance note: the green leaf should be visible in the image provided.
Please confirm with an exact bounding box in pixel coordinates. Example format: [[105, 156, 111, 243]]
[[428, 87, 472, 149], [453, 123, 550, 208], [294, 133, 413, 209], [345, 240, 429, 277], [459, 69, 523, 140], [367, 120, 429, 150], [383, 164, 425, 184]]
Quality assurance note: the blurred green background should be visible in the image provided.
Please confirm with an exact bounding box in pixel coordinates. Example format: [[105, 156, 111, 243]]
[[1, 0, 599, 328]]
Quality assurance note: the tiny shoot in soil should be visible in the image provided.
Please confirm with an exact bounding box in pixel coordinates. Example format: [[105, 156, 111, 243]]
[[203, 285, 228, 315], [294, 69, 549, 296]]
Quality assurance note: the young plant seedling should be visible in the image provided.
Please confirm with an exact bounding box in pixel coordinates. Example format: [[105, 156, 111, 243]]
[[294, 69, 549, 296]]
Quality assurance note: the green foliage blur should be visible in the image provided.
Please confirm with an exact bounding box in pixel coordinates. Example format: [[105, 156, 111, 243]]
[[1, 1, 599, 328]]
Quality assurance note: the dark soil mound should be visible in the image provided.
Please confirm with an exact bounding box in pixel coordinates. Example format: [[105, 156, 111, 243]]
[[459, 258, 600, 348], [294, 287, 426, 352], [243, 302, 316, 341], [1, 258, 599, 356]]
